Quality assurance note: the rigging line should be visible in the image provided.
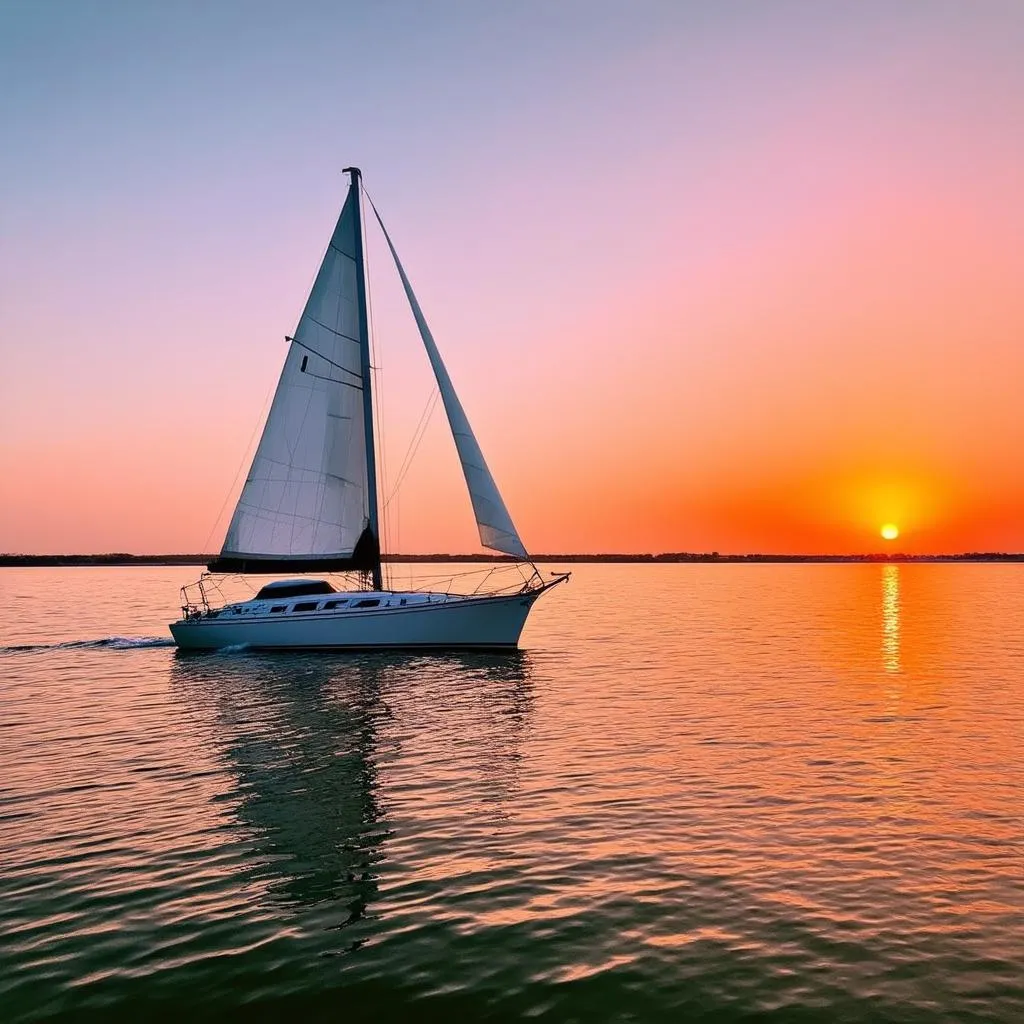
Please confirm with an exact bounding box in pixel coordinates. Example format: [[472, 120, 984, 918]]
[[200, 371, 278, 554], [383, 385, 440, 508], [385, 393, 438, 511], [387, 383, 440, 502], [386, 396, 431, 504], [390, 383, 439, 497]]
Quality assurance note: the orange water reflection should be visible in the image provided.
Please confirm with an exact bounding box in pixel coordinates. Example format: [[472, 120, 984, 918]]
[[881, 563, 901, 674]]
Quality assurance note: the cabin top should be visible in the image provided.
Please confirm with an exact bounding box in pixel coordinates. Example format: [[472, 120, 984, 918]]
[[253, 579, 336, 600]]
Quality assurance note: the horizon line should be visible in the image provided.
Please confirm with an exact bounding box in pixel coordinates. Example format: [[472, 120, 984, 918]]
[[2, 551, 1023, 566]]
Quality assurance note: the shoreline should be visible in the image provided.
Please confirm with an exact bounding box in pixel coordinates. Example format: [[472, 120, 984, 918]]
[[2, 553, 1022, 567]]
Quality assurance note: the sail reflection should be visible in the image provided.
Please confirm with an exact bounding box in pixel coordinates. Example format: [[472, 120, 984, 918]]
[[171, 653, 388, 940], [881, 564, 901, 674], [169, 650, 534, 933]]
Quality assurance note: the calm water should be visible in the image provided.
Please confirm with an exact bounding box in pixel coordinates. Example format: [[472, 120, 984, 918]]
[[2, 564, 1022, 1022]]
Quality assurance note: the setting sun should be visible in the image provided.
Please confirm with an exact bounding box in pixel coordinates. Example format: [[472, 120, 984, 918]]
[[880, 523, 900, 541]]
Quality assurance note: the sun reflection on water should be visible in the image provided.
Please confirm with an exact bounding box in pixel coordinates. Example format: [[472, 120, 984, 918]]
[[881, 563, 901, 674]]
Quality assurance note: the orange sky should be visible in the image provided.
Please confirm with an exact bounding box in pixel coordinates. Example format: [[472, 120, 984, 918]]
[[2, 3, 1023, 555]]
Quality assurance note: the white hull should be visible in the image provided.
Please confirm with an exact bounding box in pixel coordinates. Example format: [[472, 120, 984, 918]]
[[170, 589, 546, 651]]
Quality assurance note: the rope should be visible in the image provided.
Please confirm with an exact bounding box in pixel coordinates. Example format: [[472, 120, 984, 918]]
[[384, 385, 440, 508], [200, 373, 277, 554]]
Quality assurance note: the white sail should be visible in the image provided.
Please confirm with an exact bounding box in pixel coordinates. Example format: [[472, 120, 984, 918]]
[[370, 203, 529, 559], [214, 187, 373, 570]]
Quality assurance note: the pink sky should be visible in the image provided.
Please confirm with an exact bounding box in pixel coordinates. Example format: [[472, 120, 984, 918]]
[[2, 2, 1023, 554]]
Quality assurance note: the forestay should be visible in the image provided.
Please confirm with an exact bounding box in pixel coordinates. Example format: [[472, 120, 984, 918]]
[[209, 186, 377, 573], [369, 201, 529, 560]]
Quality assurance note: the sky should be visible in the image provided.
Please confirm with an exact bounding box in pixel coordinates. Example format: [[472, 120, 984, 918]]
[[2, 0, 1024, 555]]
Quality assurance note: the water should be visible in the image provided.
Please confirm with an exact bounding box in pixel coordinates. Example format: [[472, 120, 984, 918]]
[[2, 564, 1022, 1022]]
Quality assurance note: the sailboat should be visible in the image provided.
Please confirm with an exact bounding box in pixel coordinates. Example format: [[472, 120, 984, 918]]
[[169, 168, 568, 651]]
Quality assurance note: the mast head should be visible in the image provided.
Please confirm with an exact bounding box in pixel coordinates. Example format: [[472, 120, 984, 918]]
[[343, 166, 362, 183]]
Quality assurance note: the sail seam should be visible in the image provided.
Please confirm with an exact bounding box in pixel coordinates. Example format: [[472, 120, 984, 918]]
[[290, 337, 363, 375], [237, 456, 341, 471], [237, 485, 358, 497], [302, 315, 361, 345], [327, 243, 356, 262], [299, 369, 363, 390]]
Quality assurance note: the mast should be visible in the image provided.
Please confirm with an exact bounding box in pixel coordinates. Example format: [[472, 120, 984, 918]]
[[344, 166, 383, 590]]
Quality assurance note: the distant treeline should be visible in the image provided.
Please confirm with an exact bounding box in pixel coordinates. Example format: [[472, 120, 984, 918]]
[[2, 552, 1023, 567]]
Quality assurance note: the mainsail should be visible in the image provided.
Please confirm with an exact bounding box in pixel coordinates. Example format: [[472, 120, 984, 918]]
[[208, 178, 379, 574], [369, 201, 529, 559]]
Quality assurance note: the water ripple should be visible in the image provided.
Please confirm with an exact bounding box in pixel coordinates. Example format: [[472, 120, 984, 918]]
[[1, 636, 175, 654], [0, 564, 1023, 1021]]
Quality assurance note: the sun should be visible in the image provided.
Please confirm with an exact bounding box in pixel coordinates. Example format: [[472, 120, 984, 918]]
[[880, 523, 899, 541]]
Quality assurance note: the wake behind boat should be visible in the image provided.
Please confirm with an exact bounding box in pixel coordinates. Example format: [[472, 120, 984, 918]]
[[170, 168, 567, 651]]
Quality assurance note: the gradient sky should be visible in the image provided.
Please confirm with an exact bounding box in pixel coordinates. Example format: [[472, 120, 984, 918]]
[[2, 0, 1024, 555]]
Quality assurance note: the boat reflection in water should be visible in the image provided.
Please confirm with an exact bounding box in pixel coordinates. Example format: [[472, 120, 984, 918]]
[[169, 650, 534, 949]]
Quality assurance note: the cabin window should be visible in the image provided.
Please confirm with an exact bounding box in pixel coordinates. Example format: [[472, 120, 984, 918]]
[[293, 601, 318, 612], [400, 598, 407, 606], [270, 605, 286, 613], [354, 598, 380, 609], [322, 599, 347, 610]]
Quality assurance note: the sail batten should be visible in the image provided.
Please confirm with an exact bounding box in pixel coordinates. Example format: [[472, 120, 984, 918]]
[[368, 200, 529, 560], [211, 181, 377, 574]]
